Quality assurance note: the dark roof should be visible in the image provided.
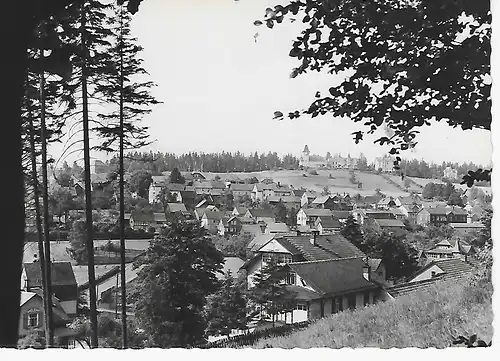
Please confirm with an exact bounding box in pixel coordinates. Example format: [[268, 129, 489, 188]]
[[303, 209, 333, 217], [303, 145, 310, 153], [130, 211, 154, 222], [368, 258, 382, 271], [282, 234, 365, 261], [24, 262, 76, 287], [247, 234, 275, 252], [180, 190, 195, 199], [233, 207, 248, 215], [265, 222, 290, 233], [408, 258, 474, 282], [292, 189, 306, 197], [211, 180, 227, 189], [248, 209, 275, 218], [315, 216, 342, 229], [387, 269, 471, 298], [166, 203, 187, 213], [286, 258, 377, 296], [166, 183, 186, 192], [203, 211, 226, 220]]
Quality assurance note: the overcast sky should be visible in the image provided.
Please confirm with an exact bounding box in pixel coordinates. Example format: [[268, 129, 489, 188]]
[[49, 0, 493, 167]]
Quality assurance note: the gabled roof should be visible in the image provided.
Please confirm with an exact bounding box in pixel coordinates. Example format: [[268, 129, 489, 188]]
[[233, 207, 248, 215], [409, 258, 474, 282], [268, 195, 302, 204], [241, 224, 264, 237], [302, 208, 333, 217], [151, 175, 168, 184], [130, 211, 154, 223], [166, 203, 187, 213], [265, 222, 290, 233], [368, 258, 382, 271], [247, 234, 275, 252], [312, 196, 331, 205], [153, 213, 167, 222], [282, 234, 365, 261], [166, 183, 186, 192], [254, 183, 277, 191], [378, 197, 395, 205], [389, 207, 405, 216], [303, 191, 317, 199], [315, 216, 341, 229], [292, 189, 306, 197], [24, 262, 76, 287], [203, 211, 226, 220], [286, 258, 377, 296], [20, 291, 38, 306], [247, 209, 274, 218], [230, 183, 253, 192]]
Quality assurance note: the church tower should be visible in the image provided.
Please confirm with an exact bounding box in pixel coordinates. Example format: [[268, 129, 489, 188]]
[[301, 145, 310, 167]]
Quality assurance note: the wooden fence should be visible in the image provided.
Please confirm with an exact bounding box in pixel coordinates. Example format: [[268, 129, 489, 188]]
[[196, 321, 311, 349]]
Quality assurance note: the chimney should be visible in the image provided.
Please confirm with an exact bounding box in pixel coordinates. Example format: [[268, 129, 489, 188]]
[[310, 230, 319, 246], [363, 260, 371, 281]]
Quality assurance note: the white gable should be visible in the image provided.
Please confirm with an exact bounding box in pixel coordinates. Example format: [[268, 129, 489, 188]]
[[259, 239, 291, 254], [409, 264, 445, 283]]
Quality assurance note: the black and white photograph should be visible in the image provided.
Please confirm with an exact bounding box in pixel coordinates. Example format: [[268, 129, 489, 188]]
[[0, 0, 495, 352]]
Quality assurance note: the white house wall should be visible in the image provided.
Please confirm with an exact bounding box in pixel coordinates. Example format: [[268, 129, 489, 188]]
[[409, 264, 444, 283]]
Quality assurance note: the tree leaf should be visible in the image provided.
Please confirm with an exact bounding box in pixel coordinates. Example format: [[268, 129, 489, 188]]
[[254, 20, 263, 26]]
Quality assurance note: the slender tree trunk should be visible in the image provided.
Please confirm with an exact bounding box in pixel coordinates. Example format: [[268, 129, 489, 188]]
[[27, 101, 51, 348], [118, 5, 128, 348], [39, 48, 55, 347], [81, 2, 98, 348]]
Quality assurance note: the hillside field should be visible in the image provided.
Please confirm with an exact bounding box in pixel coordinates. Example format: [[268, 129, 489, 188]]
[[202, 170, 409, 197], [252, 272, 493, 349]]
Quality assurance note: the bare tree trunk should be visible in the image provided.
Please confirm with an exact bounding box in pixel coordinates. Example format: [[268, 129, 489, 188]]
[[39, 49, 54, 347], [118, 4, 128, 349], [0, 4, 31, 347], [81, 2, 98, 348], [27, 102, 51, 348]]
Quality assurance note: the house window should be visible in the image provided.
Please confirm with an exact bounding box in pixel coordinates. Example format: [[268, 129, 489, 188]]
[[296, 303, 307, 311], [332, 297, 342, 314], [431, 271, 436, 277], [363, 292, 370, 306], [286, 272, 296, 285], [348, 294, 356, 310], [28, 311, 39, 327]]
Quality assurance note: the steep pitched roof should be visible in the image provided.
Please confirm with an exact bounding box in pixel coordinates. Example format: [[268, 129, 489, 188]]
[[24, 262, 76, 287], [303, 208, 334, 217], [286, 258, 377, 296], [265, 222, 290, 233], [292, 189, 306, 197], [247, 234, 275, 252], [241, 224, 264, 237], [248, 209, 274, 218], [316, 216, 341, 229], [166, 183, 186, 192], [153, 213, 167, 222], [166, 203, 187, 213], [312, 196, 331, 205], [203, 211, 226, 220], [130, 211, 154, 223], [282, 234, 365, 261], [233, 207, 248, 215], [368, 258, 382, 271]]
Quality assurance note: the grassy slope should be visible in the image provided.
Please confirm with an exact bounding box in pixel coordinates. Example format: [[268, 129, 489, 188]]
[[252, 274, 493, 348]]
